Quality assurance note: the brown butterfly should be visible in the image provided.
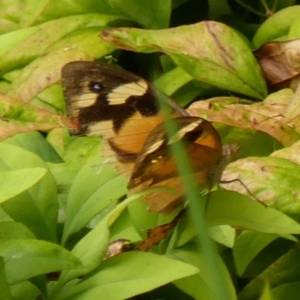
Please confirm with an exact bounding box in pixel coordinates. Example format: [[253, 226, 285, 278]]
[[61, 61, 223, 214]]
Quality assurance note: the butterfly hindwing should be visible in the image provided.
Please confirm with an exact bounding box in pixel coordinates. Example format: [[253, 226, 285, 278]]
[[128, 116, 222, 214]]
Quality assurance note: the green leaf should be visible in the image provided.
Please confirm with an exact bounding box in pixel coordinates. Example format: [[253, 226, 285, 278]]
[[0, 143, 58, 242], [208, 225, 235, 248], [0, 257, 13, 300], [259, 281, 273, 300], [22, 0, 171, 29], [0, 239, 81, 285], [271, 281, 300, 300], [0, 27, 39, 57], [153, 66, 193, 97], [171, 244, 236, 300], [233, 231, 281, 276], [222, 157, 300, 216], [10, 281, 40, 300], [57, 194, 144, 287], [0, 168, 46, 203], [206, 190, 300, 234], [0, 94, 72, 141], [8, 27, 116, 102], [53, 252, 198, 300], [101, 21, 267, 99], [0, 0, 22, 34], [0, 13, 129, 76], [0, 221, 35, 241], [62, 156, 127, 244], [239, 244, 300, 300], [253, 6, 300, 47], [4, 131, 62, 163]]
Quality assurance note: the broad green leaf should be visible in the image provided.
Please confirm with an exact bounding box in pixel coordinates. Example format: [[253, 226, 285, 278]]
[[32, 83, 66, 113], [0, 144, 58, 242], [271, 140, 300, 165], [259, 281, 273, 300], [208, 0, 232, 19], [127, 195, 179, 234], [239, 244, 300, 300], [101, 21, 267, 99], [49, 133, 101, 166], [253, 6, 300, 47], [57, 194, 145, 288], [168, 214, 236, 250], [10, 281, 40, 300], [22, 0, 171, 29], [0, 94, 73, 141], [153, 66, 193, 97], [62, 156, 127, 243], [8, 27, 116, 102], [0, 0, 22, 34], [171, 244, 236, 300], [53, 251, 198, 300], [208, 225, 235, 248], [271, 281, 300, 300], [108, 209, 141, 242], [233, 231, 282, 276], [63, 173, 127, 243], [0, 14, 128, 76], [222, 157, 300, 216], [0, 27, 38, 57], [206, 190, 300, 234], [0, 168, 46, 203], [0, 257, 13, 300], [4, 132, 62, 163], [174, 273, 213, 300], [0, 221, 35, 241], [289, 16, 300, 38], [0, 239, 81, 285]]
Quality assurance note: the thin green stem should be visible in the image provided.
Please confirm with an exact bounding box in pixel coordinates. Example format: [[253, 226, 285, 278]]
[[235, 0, 267, 17]]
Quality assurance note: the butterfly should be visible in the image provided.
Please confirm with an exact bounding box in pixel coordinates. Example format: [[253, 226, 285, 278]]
[[61, 61, 223, 214]]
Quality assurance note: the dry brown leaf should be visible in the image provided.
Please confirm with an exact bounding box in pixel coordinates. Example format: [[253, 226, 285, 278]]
[[187, 95, 300, 146], [254, 39, 300, 85], [105, 239, 130, 259]]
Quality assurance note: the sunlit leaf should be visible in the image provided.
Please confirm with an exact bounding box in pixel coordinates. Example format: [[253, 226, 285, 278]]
[[53, 252, 198, 300], [101, 21, 267, 99], [0, 239, 81, 285], [207, 190, 300, 234], [253, 6, 300, 47], [221, 157, 300, 216]]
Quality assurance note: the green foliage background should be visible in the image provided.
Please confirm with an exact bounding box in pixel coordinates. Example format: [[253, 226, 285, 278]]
[[1, 0, 300, 299]]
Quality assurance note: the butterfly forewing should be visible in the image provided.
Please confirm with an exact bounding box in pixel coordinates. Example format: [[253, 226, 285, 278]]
[[61, 61, 187, 175]]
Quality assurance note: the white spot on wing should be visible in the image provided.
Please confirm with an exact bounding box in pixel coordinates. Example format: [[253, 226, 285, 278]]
[[108, 80, 148, 105], [145, 140, 164, 155], [76, 93, 97, 108], [168, 119, 203, 144]]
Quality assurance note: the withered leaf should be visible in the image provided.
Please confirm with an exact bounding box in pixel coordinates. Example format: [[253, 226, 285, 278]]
[[254, 39, 300, 85], [187, 95, 300, 147], [105, 239, 130, 259]]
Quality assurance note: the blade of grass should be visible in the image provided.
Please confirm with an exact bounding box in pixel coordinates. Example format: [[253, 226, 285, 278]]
[[157, 91, 234, 300]]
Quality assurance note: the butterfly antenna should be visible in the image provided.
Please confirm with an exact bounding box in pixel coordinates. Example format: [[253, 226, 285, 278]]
[[221, 178, 267, 207]]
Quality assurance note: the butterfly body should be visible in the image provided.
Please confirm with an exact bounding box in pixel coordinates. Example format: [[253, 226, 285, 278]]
[[62, 61, 222, 214]]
